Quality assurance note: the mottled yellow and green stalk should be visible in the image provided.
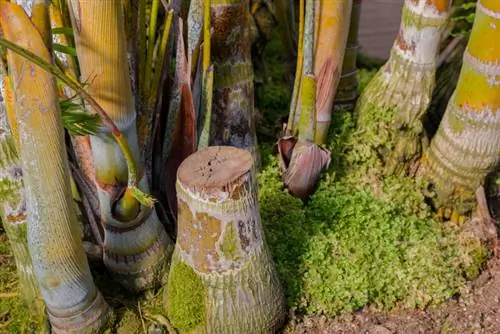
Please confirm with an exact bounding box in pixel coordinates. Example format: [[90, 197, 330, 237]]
[[418, 0, 500, 217], [0, 2, 111, 331], [334, 0, 361, 111], [356, 0, 453, 174], [67, 0, 173, 291], [165, 146, 286, 333], [278, 0, 331, 200], [313, 0, 352, 144], [0, 61, 47, 327], [209, 0, 259, 161]]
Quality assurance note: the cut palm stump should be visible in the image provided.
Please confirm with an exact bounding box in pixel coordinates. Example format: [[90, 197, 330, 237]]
[[164, 146, 286, 333]]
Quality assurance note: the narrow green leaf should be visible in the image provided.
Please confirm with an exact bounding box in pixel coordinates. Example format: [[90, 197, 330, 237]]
[[53, 43, 77, 57], [61, 107, 102, 136], [51, 27, 74, 36], [129, 186, 156, 208]]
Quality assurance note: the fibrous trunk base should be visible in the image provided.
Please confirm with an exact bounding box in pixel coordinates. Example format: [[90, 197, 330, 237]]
[[165, 146, 286, 333]]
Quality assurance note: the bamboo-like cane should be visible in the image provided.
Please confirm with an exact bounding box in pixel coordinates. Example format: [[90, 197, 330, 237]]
[[164, 146, 286, 333], [0, 60, 47, 329], [67, 0, 173, 291], [278, 0, 331, 200], [418, 0, 500, 220], [286, 0, 304, 134], [0, 2, 111, 331]]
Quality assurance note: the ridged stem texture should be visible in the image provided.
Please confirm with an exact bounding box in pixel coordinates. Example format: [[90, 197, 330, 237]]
[[418, 0, 500, 217], [209, 0, 259, 163], [165, 146, 286, 333], [0, 2, 111, 332], [0, 66, 47, 325], [67, 0, 173, 291]]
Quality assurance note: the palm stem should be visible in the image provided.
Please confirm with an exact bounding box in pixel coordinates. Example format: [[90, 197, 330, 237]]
[[145, 0, 161, 94], [287, 0, 304, 133]]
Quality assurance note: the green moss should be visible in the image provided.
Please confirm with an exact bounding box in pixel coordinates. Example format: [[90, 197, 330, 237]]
[[460, 236, 488, 280], [219, 221, 240, 261], [166, 259, 206, 331], [115, 309, 141, 334], [256, 68, 486, 316]]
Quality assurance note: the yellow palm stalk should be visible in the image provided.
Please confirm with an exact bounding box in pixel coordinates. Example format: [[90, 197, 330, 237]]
[[356, 0, 453, 175], [0, 1, 111, 331], [49, 1, 78, 96], [313, 0, 352, 144], [67, 0, 173, 291], [418, 0, 500, 219]]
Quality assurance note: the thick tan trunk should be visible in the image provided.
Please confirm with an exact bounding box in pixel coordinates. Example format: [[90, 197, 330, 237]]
[[0, 96, 47, 326], [164, 146, 286, 333]]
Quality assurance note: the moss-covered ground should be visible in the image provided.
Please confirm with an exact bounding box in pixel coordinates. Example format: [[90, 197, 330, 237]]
[[0, 233, 36, 332], [0, 30, 489, 332], [255, 31, 486, 317]]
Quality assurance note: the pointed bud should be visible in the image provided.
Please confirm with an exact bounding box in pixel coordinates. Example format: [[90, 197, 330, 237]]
[[280, 139, 331, 200]]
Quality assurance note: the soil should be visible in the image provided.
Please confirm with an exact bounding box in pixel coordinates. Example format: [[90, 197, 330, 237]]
[[285, 200, 500, 334], [285, 256, 500, 334]]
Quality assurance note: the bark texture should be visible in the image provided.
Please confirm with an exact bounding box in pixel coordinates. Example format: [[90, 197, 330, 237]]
[[0, 2, 111, 331], [418, 0, 500, 215], [209, 0, 259, 163], [68, 0, 173, 291], [356, 0, 452, 174], [165, 146, 286, 333]]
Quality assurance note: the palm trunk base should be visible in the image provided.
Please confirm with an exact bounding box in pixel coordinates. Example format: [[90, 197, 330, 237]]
[[49, 290, 112, 334], [103, 206, 173, 292], [165, 146, 286, 333], [355, 52, 436, 175], [416, 93, 500, 218], [165, 246, 286, 334]]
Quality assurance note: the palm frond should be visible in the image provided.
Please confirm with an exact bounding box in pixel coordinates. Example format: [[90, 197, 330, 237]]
[[60, 99, 102, 136], [0, 36, 153, 207]]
